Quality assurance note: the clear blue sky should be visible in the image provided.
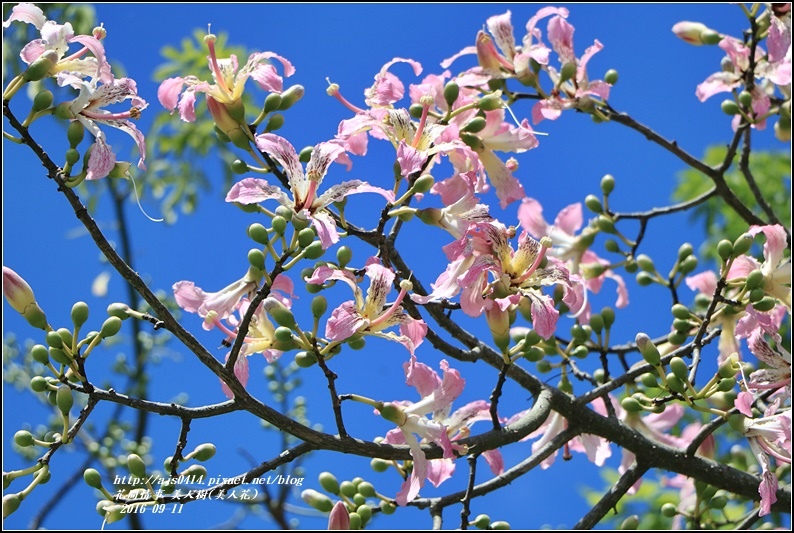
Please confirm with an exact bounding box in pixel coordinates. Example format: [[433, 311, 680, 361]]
[[3, 3, 787, 530]]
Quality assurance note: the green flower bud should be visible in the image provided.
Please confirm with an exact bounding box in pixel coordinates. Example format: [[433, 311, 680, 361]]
[[559, 61, 577, 82], [443, 81, 460, 106], [56, 385, 74, 415], [738, 91, 753, 109], [319, 472, 340, 494], [716, 377, 735, 393], [589, 313, 604, 334], [665, 373, 686, 394], [49, 347, 71, 365], [668, 331, 688, 346], [604, 69, 619, 85], [677, 243, 693, 261], [275, 326, 293, 343], [536, 360, 552, 373], [68, 302, 90, 329], [520, 346, 542, 362], [308, 295, 327, 319], [636, 254, 655, 272], [246, 248, 265, 270], [621, 397, 643, 412], [620, 515, 640, 530], [304, 241, 325, 260], [745, 269, 764, 290], [600, 174, 615, 195], [180, 464, 207, 481], [278, 85, 305, 110], [459, 132, 485, 151], [31, 344, 49, 365], [640, 372, 659, 388], [624, 259, 638, 273], [753, 297, 777, 312], [294, 351, 317, 368], [23, 50, 57, 82], [57, 328, 73, 348], [721, 99, 740, 115], [83, 468, 103, 489], [474, 514, 491, 529], [248, 223, 270, 245], [461, 116, 487, 133], [339, 480, 357, 498], [265, 113, 284, 132], [477, 92, 503, 111], [412, 174, 434, 194], [231, 159, 249, 174], [126, 453, 146, 477], [301, 489, 334, 513], [356, 504, 372, 525], [409, 103, 424, 119], [45, 330, 63, 349], [679, 255, 698, 275], [100, 316, 123, 338], [717, 239, 733, 261], [299, 146, 314, 163], [671, 304, 690, 320], [296, 228, 314, 249], [596, 215, 616, 233], [267, 300, 297, 329], [604, 239, 620, 253], [347, 335, 366, 350], [732, 233, 753, 256], [357, 481, 376, 497], [336, 246, 353, 267], [32, 89, 54, 112], [370, 458, 389, 472], [491, 521, 511, 530], [191, 443, 216, 462], [272, 215, 287, 235], [30, 376, 48, 392], [584, 194, 603, 213], [636, 333, 661, 366], [14, 430, 34, 447], [661, 502, 677, 517], [669, 357, 689, 381], [65, 120, 86, 148], [264, 93, 283, 114], [748, 288, 765, 303], [570, 324, 589, 343], [672, 318, 693, 332], [3, 493, 22, 518], [710, 492, 728, 509], [636, 272, 654, 286]]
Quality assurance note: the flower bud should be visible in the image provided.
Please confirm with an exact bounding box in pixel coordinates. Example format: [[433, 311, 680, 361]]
[[571, 324, 589, 343], [640, 372, 658, 388], [356, 504, 372, 526], [636, 272, 654, 286], [100, 316, 123, 338], [271, 215, 287, 235], [127, 453, 146, 477], [180, 464, 207, 481], [58, 328, 73, 348], [294, 351, 317, 368], [716, 377, 735, 392], [636, 333, 661, 366], [247, 248, 265, 270], [744, 269, 764, 290], [748, 288, 765, 302], [32, 89, 54, 112], [328, 500, 350, 530], [3, 493, 22, 518], [721, 99, 740, 115], [23, 50, 58, 82], [738, 90, 753, 109], [459, 132, 485, 151], [636, 254, 655, 272], [318, 472, 340, 494], [477, 92, 503, 111], [672, 21, 711, 45], [589, 313, 604, 334], [56, 385, 74, 415], [247, 223, 270, 245], [68, 301, 89, 329], [584, 194, 603, 213], [732, 233, 753, 256], [671, 304, 690, 320], [3, 266, 48, 330], [559, 61, 577, 83], [604, 69, 619, 85], [716, 239, 733, 261], [83, 468, 103, 489], [600, 174, 615, 195], [191, 443, 216, 461], [14, 430, 34, 447], [677, 243, 693, 261], [668, 331, 687, 346], [621, 397, 643, 412], [491, 521, 511, 530], [461, 116, 487, 133], [700, 29, 722, 45], [303, 241, 324, 260], [665, 373, 686, 394], [49, 347, 71, 365], [302, 489, 333, 512], [231, 159, 248, 175], [265, 113, 285, 133], [65, 148, 80, 166], [661, 502, 677, 517], [265, 299, 297, 329], [277, 85, 304, 110], [752, 297, 776, 312], [596, 215, 616, 234], [275, 326, 293, 343], [669, 357, 688, 381], [309, 295, 328, 319], [411, 174, 434, 194]]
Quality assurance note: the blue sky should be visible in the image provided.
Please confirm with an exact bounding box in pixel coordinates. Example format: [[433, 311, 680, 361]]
[[3, 3, 789, 530]]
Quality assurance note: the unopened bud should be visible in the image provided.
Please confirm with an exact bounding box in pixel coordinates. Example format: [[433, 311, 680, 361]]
[[753, 297, 777, 312], [732, 233, 753, 256], [23, 50, 57, 82], [191, 443, 216, 461], [304, 241, 325, 259], [443, 81, 460, 106], [604, 69, 619, 85], [600, 174, 615, 195], [265, 113, 284, 132], [100, 316, 123, 338], [745, 269, 764, 290], [671, 304, 691, 320], [83, 468, 103, 489], [32, 90, 54, 112], [278, 85, 304, 110], [679, 255, 698, 275], [301, 489, 334, 512], [636, 333, 661, 366], [596, 215, 616, 233], [411, 175, 434, 194], [721, 99, 740, 115], [669, 357, 689, 381], [717, 239, 733, 261], [265, 299, 297, 329], [677, 243, 694, 261], [559, 62, 577, 82], [127, 453, 146, 477], [461, 116, 487, 133], [584, 194, 603, 213], [3, 266, 48, 329], [621, 397, 643, 412], [56, 385, 74, 415], [477, 92, 503, 111], [336, 246, 352, 267]]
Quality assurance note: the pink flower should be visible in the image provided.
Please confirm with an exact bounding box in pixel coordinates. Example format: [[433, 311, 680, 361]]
[[327, 501, 350, 530], [56, 72, 147, 180], [307, 260, 426, 354], [158, 30, 294, 123], [2, 266, 48, 330], [518, 197, 628, 321], [746, 329, 791, 392], [378, 357, 498, 505], [364, 58, 423, 108], [173, 267, 263, 330], [226, 134, 394, 249], [3, 3, 111, 84]]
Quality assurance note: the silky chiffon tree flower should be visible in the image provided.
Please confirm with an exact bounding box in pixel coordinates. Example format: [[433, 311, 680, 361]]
[[307, 259, 427, 354], [226, 133, 395, 249], [375, 357, 503, 505], [157, 29, 294, 144], [56, 72, 147, 180]]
